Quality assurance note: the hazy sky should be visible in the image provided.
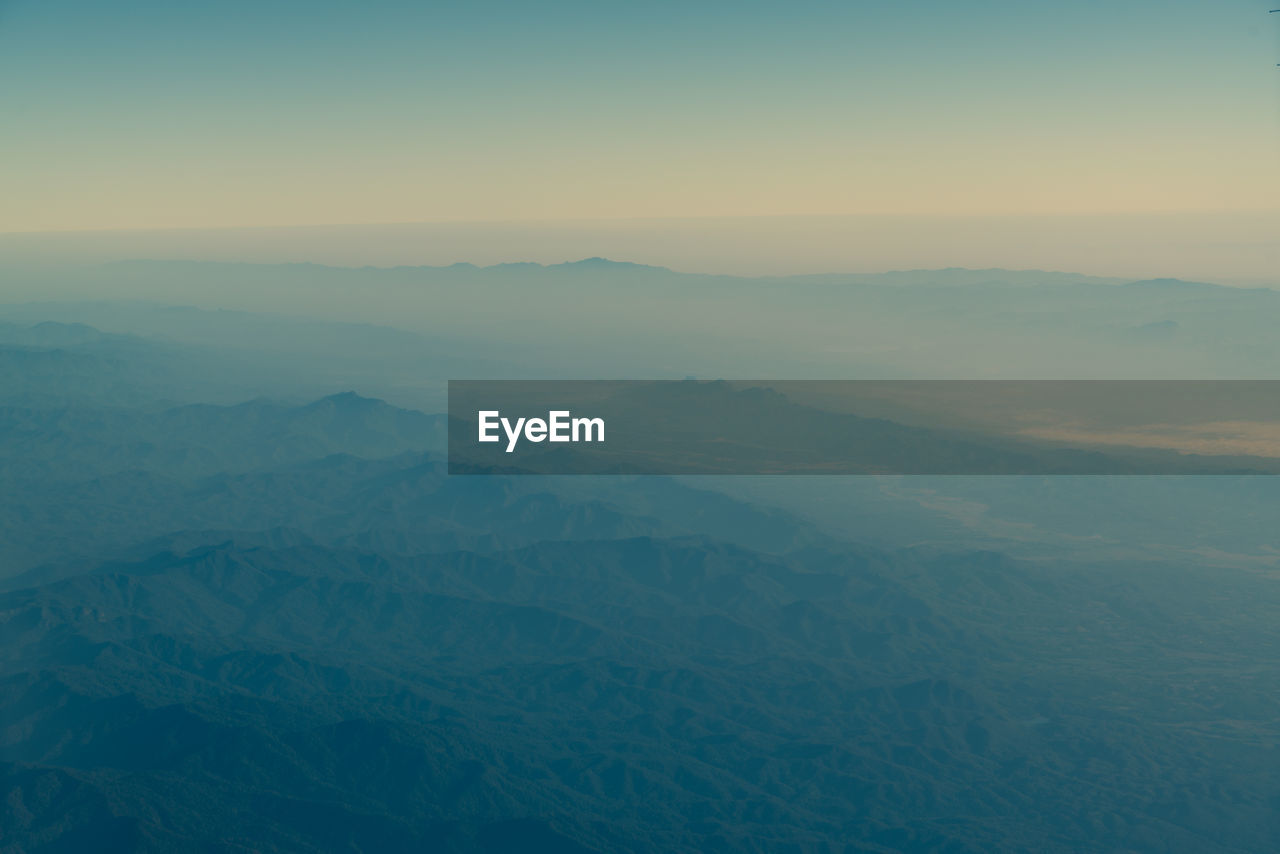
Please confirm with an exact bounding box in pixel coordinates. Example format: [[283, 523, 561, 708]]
[[3, 0, 1279, 236]]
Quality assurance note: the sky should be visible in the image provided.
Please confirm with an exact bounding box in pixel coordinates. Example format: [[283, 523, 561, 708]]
[[2, 0, 1279, 271]]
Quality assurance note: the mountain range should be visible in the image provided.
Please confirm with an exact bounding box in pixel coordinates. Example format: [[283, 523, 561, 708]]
[[1, 266, 1278, 851]]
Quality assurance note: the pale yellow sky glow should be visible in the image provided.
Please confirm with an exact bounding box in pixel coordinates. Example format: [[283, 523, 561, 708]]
[[6, 127, 1280, 235], [2, 0, 1279, 277]]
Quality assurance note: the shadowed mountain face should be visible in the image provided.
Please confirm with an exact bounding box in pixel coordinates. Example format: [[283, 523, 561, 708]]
[[0, 383, 1276, 852], [1, 283, 1278, 852], [0, 393, 442, 479], [4, 534, 1278, 853], [0, 390, 820, 583]]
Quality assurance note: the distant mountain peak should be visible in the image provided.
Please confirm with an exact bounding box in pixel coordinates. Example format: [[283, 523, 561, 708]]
[[0, 321, 107, 347], [555, 257, 670, 272], [311, 390, 386, 409]]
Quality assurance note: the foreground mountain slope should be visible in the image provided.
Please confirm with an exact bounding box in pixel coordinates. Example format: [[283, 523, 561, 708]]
[[3, 534, 1277, 853]]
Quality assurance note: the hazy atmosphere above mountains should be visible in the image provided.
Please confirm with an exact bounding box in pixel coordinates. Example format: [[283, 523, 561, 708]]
[[2, 212, 1279, 285]]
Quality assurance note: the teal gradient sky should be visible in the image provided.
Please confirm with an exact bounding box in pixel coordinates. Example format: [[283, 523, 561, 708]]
[[2, 0, 1279, 233]]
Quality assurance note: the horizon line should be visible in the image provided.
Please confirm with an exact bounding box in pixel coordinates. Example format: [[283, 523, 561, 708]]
[[5, 208, 1280, 238], [41, 255, 1274, 292]]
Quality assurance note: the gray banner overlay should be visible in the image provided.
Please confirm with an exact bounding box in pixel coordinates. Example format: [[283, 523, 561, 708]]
[[448, 380, 1280, 475]]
